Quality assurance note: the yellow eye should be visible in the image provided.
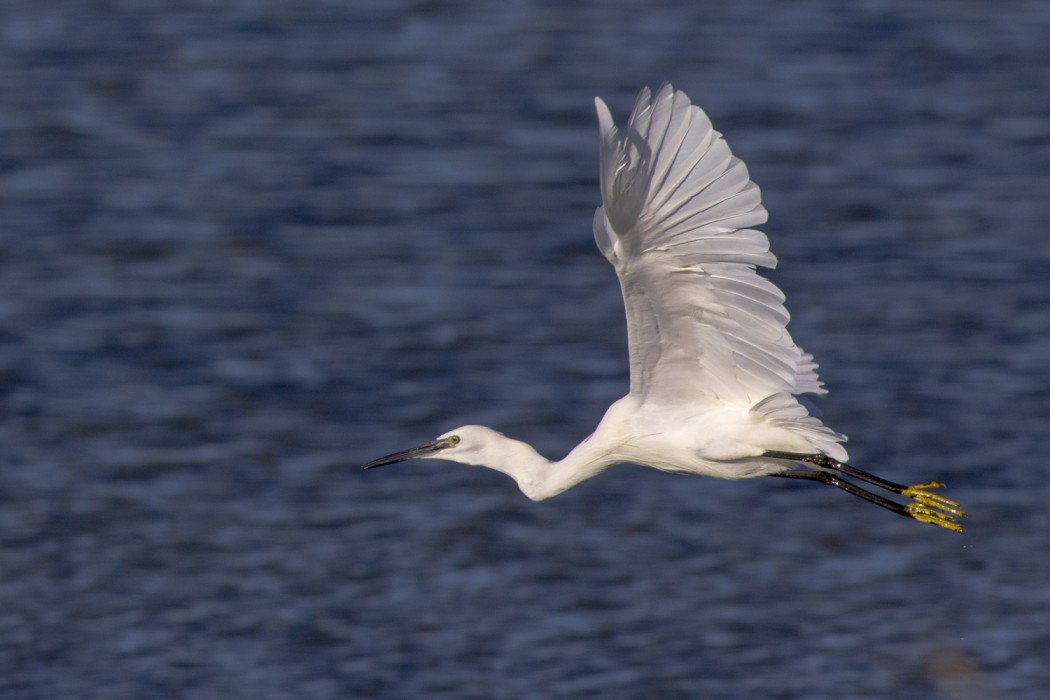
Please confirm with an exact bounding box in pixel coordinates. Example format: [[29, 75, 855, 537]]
[[447, 435, 461, 446]]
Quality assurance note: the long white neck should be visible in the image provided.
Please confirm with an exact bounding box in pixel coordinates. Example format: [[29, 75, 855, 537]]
[[467, 433, 617, 501]]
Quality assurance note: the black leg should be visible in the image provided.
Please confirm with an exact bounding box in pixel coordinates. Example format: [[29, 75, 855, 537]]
[[773, 469, 910, 518], [764, 451, 965, 532], [763, 450, 907, 494]]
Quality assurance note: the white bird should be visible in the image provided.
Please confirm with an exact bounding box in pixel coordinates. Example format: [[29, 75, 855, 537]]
[[365, 84, 964, 532]]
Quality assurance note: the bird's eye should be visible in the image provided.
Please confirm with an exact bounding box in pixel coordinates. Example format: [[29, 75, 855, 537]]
[[447, 435, 461, 446]]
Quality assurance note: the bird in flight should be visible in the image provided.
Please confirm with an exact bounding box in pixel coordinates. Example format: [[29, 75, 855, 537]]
[[365, 84, 964, 532]]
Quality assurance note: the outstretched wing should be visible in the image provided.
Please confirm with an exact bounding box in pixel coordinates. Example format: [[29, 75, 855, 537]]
[[593, 84, 826, 409]]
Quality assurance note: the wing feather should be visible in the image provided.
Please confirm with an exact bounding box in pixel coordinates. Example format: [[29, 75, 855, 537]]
[[592, 83, 838, 446]]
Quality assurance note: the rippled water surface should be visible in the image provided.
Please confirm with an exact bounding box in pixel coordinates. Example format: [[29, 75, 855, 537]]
[[2, 1, 1049, 698]]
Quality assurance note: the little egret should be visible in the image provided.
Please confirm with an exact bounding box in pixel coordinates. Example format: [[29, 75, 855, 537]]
[[365, 84, 964, 532]]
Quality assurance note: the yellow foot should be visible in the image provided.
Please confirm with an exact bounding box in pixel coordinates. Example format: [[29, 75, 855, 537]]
[[902, 482, 965, 532]]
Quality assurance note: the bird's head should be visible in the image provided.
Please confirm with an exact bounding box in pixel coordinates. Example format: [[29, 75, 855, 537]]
[[363, 425, 507, 469]]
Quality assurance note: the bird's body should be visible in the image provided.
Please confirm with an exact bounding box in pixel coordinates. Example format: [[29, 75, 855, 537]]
[[366, 84, 964, 531], [446, 397, 823, 502]]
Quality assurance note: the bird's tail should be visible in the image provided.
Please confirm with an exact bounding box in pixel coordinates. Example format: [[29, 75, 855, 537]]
[[752, 393, 848, 462]]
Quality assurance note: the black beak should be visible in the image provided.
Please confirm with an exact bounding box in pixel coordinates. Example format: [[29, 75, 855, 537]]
[[363, 438, 452, 469]]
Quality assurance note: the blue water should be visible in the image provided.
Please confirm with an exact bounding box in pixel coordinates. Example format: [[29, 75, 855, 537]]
[[2, 1, 1049, 698]]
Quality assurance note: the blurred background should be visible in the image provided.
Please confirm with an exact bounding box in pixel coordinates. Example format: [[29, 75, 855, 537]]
[[1, 1, 1048, 698]]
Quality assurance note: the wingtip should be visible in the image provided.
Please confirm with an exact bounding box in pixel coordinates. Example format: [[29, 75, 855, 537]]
[[653, 82, 676, 103], [594, 95, 616, 141]]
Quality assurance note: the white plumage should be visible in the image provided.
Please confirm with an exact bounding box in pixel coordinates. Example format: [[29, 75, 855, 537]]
[[592, 85, 846, 462], [365, 84, 964, 532]]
